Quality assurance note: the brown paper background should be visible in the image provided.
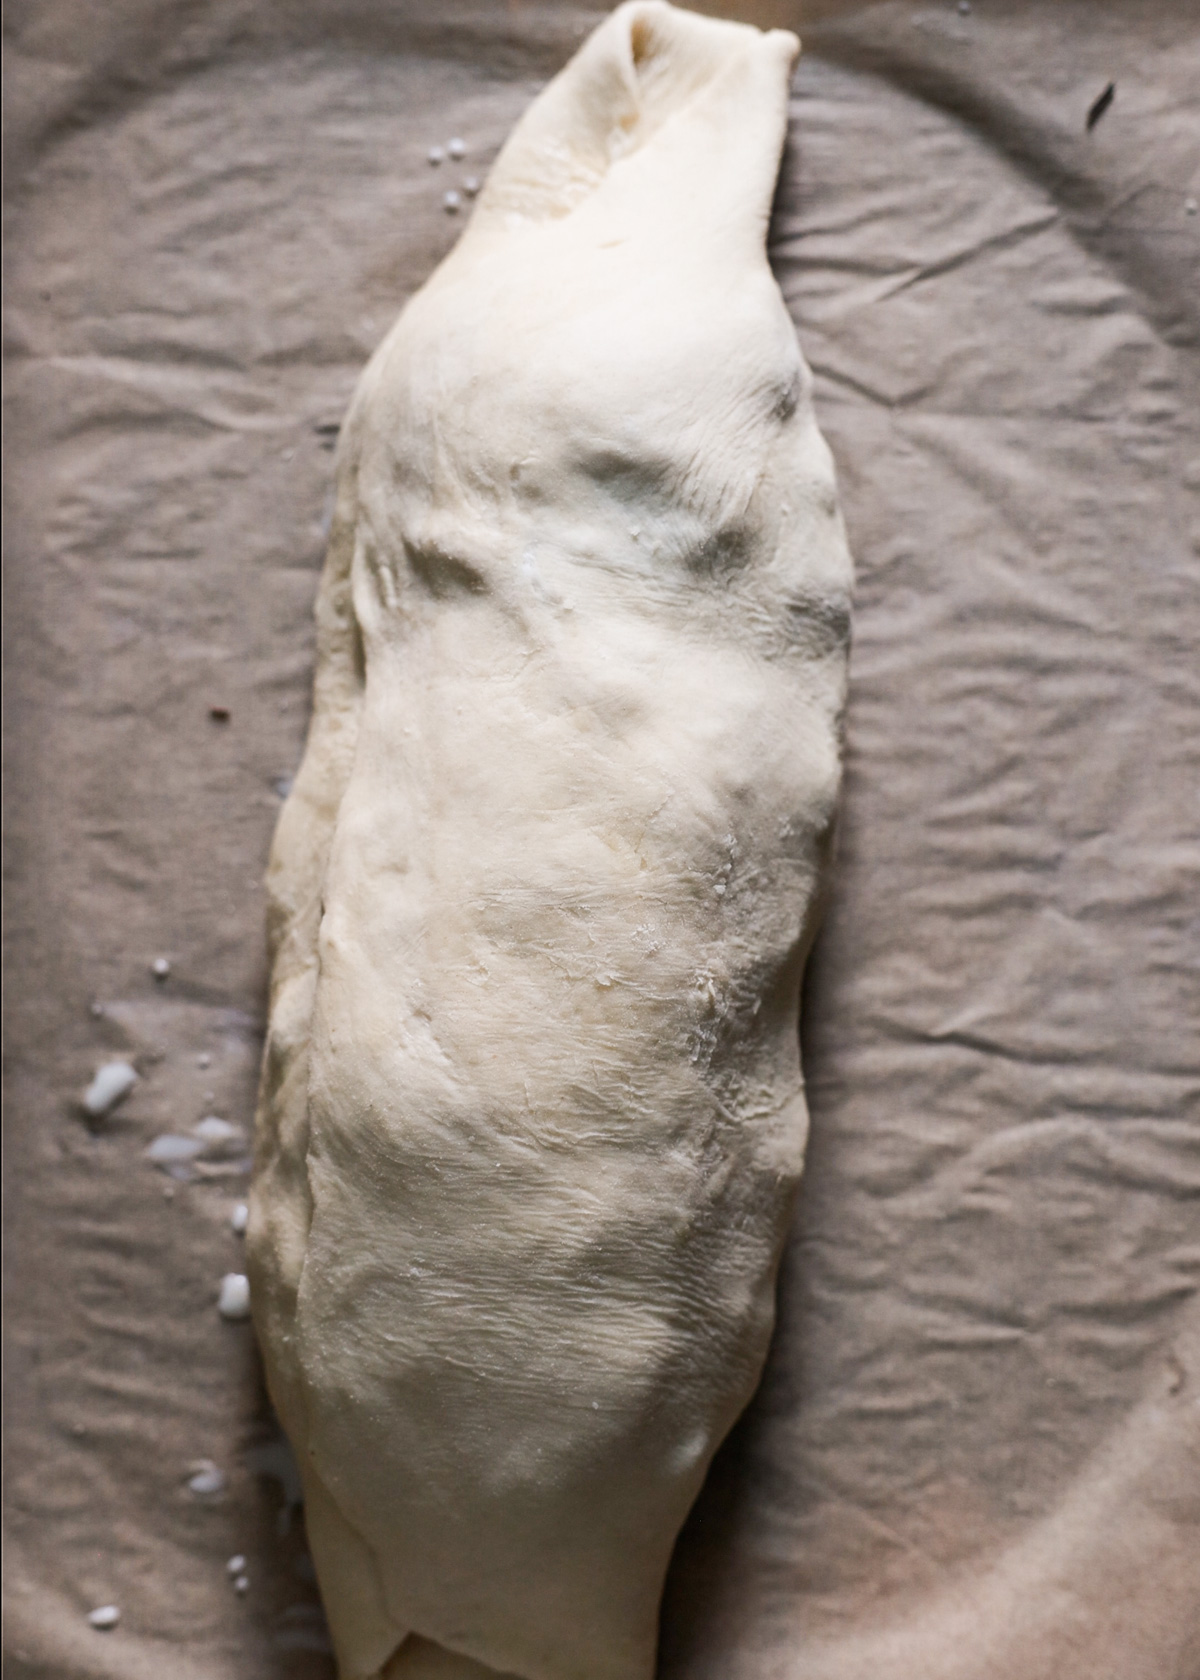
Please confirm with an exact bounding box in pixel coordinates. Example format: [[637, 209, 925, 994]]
[[4, 2, 1198, 1676]]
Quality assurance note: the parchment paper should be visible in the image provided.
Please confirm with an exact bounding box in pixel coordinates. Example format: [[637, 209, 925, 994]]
[[4, 2, 1198, 1676]]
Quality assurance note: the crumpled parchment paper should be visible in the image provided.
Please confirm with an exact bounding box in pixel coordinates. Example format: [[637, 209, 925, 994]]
[[4, 2, 1198, 1676]]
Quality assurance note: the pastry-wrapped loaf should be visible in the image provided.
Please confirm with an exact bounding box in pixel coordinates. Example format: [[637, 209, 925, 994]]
[[248, 6, 852, 1676]]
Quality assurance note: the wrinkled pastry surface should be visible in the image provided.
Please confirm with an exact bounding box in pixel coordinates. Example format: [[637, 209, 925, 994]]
[[247, 6, 853, 1678]]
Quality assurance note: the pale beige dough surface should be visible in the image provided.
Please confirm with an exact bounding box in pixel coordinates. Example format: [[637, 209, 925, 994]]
[[247, 9, 852, 1676]]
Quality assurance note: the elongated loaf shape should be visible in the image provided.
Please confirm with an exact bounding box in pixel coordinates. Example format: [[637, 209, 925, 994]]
[[247, 6, 853, 1678]]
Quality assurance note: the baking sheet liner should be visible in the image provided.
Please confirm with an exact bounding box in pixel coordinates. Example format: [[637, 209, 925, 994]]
[[4, 2, 1198, 1674]]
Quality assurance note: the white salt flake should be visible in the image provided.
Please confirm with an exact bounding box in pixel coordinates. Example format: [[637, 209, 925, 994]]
[[146, 1134, 204, 1166], [87, 1606, 120, 1630], [218, 1274, 251, 1320], [443, 190, 462, 214], [196, 1052, 211, 1069], [187, 1460, 226, 1495], [194, 1116, 238, 1146], [462, 176, 481, 197], [152, 957, 171, 979], [234, 1574, 250, 1595], [427, 145, 445, 165], [231, 1202, 250, 1236], [227, 1554, 247, 1575], [83, 1061, 137, 1118], [447, 137, 466, 159]]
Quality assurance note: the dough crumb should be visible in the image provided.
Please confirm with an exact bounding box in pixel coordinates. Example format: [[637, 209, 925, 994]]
[[218, 1274, 251, 1320], [83, 1061, 137, 1118], [194, 1116, 243, 1156], [187, 1460, 226, 1495], [146, 1134, 203, 1167]]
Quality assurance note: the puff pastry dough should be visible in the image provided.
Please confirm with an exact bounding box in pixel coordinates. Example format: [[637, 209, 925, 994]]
[[248, 6, 852, 1676]]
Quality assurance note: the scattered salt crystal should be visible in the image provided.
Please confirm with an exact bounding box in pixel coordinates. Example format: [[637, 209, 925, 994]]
[[231, 1202, 249, 1236], [462, 176, 481, 198], [1187, 197, 1198, 216], [152, 957, 171, 980], [87, 1606, 119, 1631], [146, 1134, 204, 1166], [443, 190, 462, 214], [194, 1116, 238, 1146], [427, 145, 445, 165], [188, 1460, 226, 1495], [90, 1001, 105, 1018], [218, 1274, 251, 1320], [234, 1574, 250, 1595], [83, 1062, 137, 1118], [447, 137, 466, 160], [196, 1052, 211, 1069], [227, 1554, 247, 1575]]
